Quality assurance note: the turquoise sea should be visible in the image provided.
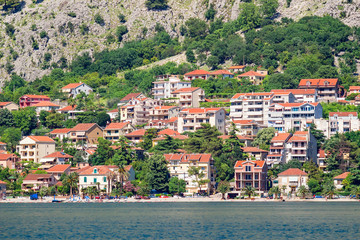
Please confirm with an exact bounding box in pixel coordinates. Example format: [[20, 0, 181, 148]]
[[0, 202, 359, 239]]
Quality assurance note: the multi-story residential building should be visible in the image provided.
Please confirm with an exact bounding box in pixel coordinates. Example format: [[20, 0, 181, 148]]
[[271, 92, 296, 104], [234, 160, 267, 194], [228, 65, 246, 73], [68, 123, 103, 147], [149, 106, 180, 121], [298, 78, 340, 102], [317, 149, 327, 171], [17, 136, 56, 163], [231, 120, 261, 136], [348, 86, 360, 95], [276, 168, 308, 195], [119, 93, 145, 105], [19, 94, 50, 108], [267, 102, 322, 132], [237, 71, 266, 85], [61, 82, 93, 97], [120, 97, 163, 125], [104, 122, 135, 141], [125, 129, 146, 143], [171, 87, 205, 108], [107, 109, 119, 121], [146, 117, 178, 131], [152, 76, 191, 100], [285, 131, 317, 163], [177, 108, 226, 133], [271, 89, 317, 103], [57, 105, 84, 120], [0, 154, 20, 170], [22, 174, 57, 190], [218, 135, 253, 147], [39, 152, 73, 168], [230, 92, 276, 124], [33, 101, 60, 114], [47, 164, 71, 180], [0, 102, 19, 111], [242, 147, 268, 161], [209, 70, 234, 79], [164, 153, 216, 195], [267, 133, 292, 166], [49, 128, 72, 141], [184, 70, 210, 81]]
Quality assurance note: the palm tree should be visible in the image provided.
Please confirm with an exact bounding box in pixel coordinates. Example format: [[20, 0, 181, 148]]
[[63, 172, 79, 197], [323, 182, 336, 199], [281, 185, 287, 197], [297, 185, 308, 199], [107, 170, 116, 195], [351, 186, 360, 199], [243, 185, 256, 199], [269, 186, 281, 199], [117, 164, 129, 191]]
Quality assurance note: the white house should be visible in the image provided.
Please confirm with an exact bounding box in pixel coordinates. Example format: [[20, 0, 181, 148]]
[[61, 83, 93, 97], [276, 168, 308, 196]]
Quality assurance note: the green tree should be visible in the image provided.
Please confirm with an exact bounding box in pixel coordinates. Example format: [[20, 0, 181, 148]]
[[0, 127, 21, 152], [145, 0, 168, 10], [217, 181, 230, 200], [297, 185, 309, 199], [39, 110, 50, 127], [309, 123, 325, 150], [185, 18, 208, 40], [186, 49, 196, 63], [0, 0, 21, 13], [322, 182, 336, 199], [0, 109, 14, 127], [143, 154, 169, 192], [351, 186, 360, 199], [269, 186, 281, 199], [238, 2, 261, 31], [62, 172, 79, 196], [46, 113, 65, 129], [205, 4, 216, 21], [308, 178, 321, 194], [168, 177, 186, 195], [140, 128, 158, 150], [94, 13, 105, 25], [96, 112, 110, 127], [89, 138, 114, 165], [116, 25, 128, 42], [188, 166, 210, 194], [259, 0, 279, 18], [153, 135, 182, 153], [243, 185, 256, 198], [252, 127, 276, 150], [12, 108, 37, 135]]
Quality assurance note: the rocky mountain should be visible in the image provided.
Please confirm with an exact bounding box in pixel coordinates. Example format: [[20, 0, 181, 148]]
[[0, 0, 360, 85]]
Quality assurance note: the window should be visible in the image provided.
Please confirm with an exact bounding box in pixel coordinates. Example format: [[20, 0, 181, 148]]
[[103, 177, 107, 182], [245, 166, 251, 172], [94, 178, 97, 183], [84, 177, 87, 183], [245, 174, 252, 180], [255, 182, 259, 188], [94, 168, 98, 174]]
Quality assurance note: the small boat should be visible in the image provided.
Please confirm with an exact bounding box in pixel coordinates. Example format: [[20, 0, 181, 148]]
[[52, 199, 63, 203]]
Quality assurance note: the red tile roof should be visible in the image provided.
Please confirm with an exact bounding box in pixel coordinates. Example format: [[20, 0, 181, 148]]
[[158, 129, 180, 136], [107, 109, 119, 113], [125, 129, 146, 137], [234, 160, 266, 168], [154, 106, 177, 110], [299, 79, 338, 87], [78, 166, 112, 175], [121, 93, 143, 102], [0, 102, 11, 107], [318, 149, 326, 158], [58, 105, 77, 111], [334, 172, 350, 179], [181, 108, 221, 114], [71, 123, 98, 132], [274, 102, 319, 107], [21, 95, 50, 99], [32, 101, 60, 107], [50, 128, 72, 134], [232, 92, 273, 99], [164, 153, 212, 163], [23, 174, 54, 181], [168, 117, 178, 123], [28, 136, 55, 143], [271, 89, 316, 95], [184, 70, 210, 76], [172, 87, 201, 94], [278, 168, 307, 176], [47, 164, 71, 173], [211, 70, 234, 76], [238, 71, 265, 77], [349, 86, 360, 91], [218, 135, 253, 140], [0, 180, 6, 184], [0, 154, 17, 160], [61, 83, 83, 89], [242, 147, 268, 153], [43, 152, 73, 159], [229, 65, 246, 69], [271, 133, 291, 142], [105, 122, 129, 130], [288, 136, 307, 142], [329, 112, 357, 117], [0, 142, 6, 145], [232, 120, 256, 125]]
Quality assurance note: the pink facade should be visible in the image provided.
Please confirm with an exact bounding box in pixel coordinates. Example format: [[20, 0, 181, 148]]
[[19, 95, 50, 108], [234, 160, 267, 192]]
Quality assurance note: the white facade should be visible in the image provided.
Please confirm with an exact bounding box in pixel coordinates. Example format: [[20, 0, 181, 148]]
[[17, 137, 56, 163], [152, 76, 191, 100], [62, 83, 93, 97]]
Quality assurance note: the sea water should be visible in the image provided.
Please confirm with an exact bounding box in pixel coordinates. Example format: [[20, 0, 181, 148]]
[[0, 202, 359, 239]]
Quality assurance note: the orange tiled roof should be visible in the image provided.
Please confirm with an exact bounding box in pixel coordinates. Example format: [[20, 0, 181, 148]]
[[242, 147, 268, 153], [288, 136, 307, 142], [125, 129, 146, 137], [22, 95, 50, 99], [334, 172, 350, 179], [271, 89, 316, 95], [107, 109, 119, 113], [218, 135, 253, 140], [172, 87, 200, 94], [181, 108, 221, 114], [61, 83, 83, 89], [278, 168, 307, 176], [349, 86, 360, 91], [0, 180, 7, 184], [234, 160, 265, 168], [158, 129, 180, 136], [271, 133, 291, 142], [0, 154, 17, 160], [0, 142, 6, 145], [121, 93, 142, 101], [232, 120, 256, 125], [78, 165, 112, 175], [274, 102, 319, 107], [168, 117, 178, 123], [23, 174, 53, 181], [0, 102, 11, 107], [28, 136, 55, 143], [232, 92, 273, 99], [164, 153, 212, 163], [329, 112, 357, 117], [184, 70, 210, 76], [105, 122, 129, 130], [318, 149, 326, 158], [238, 71, 265, 77], [211, 70, 234, 75], [229, 65, 246, 69], [58, 105, 77, 111], [47, 164, 71, 173], [43, 152, 73, 159], [299, 79, 338, 87], [32, 101, 60, 107], [154, 106, 177, 110], [71, 123, 97, 132], [50, 128, 72, 134]]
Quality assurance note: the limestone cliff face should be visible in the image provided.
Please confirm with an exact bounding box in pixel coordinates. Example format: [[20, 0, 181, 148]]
[[0, 0, 358, 85]]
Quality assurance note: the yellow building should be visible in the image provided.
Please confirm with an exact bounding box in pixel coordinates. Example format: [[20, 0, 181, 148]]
[[17, 136, 56, 163]]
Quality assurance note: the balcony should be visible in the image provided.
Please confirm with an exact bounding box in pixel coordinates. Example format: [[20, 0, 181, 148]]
[[289, 181, 298, 187]]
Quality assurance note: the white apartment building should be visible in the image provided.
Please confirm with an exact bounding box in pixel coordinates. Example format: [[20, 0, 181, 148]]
[[285, 131, 317, 163], [171, 87, 205, 108], [103, 122, 136, 141], [231, 120, 262, 136], [164, 153, 216, 195], [267, 102, 322, 132], [152, 76, 191, 100], [271, 89, 317, 103], [149, 106, 180, 121], [17, 136, 56, 163], [230, 92, 275, 124], [275, 168, 308, 195], [267, 133, 292, 166], [177, 108, 226, 133]]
